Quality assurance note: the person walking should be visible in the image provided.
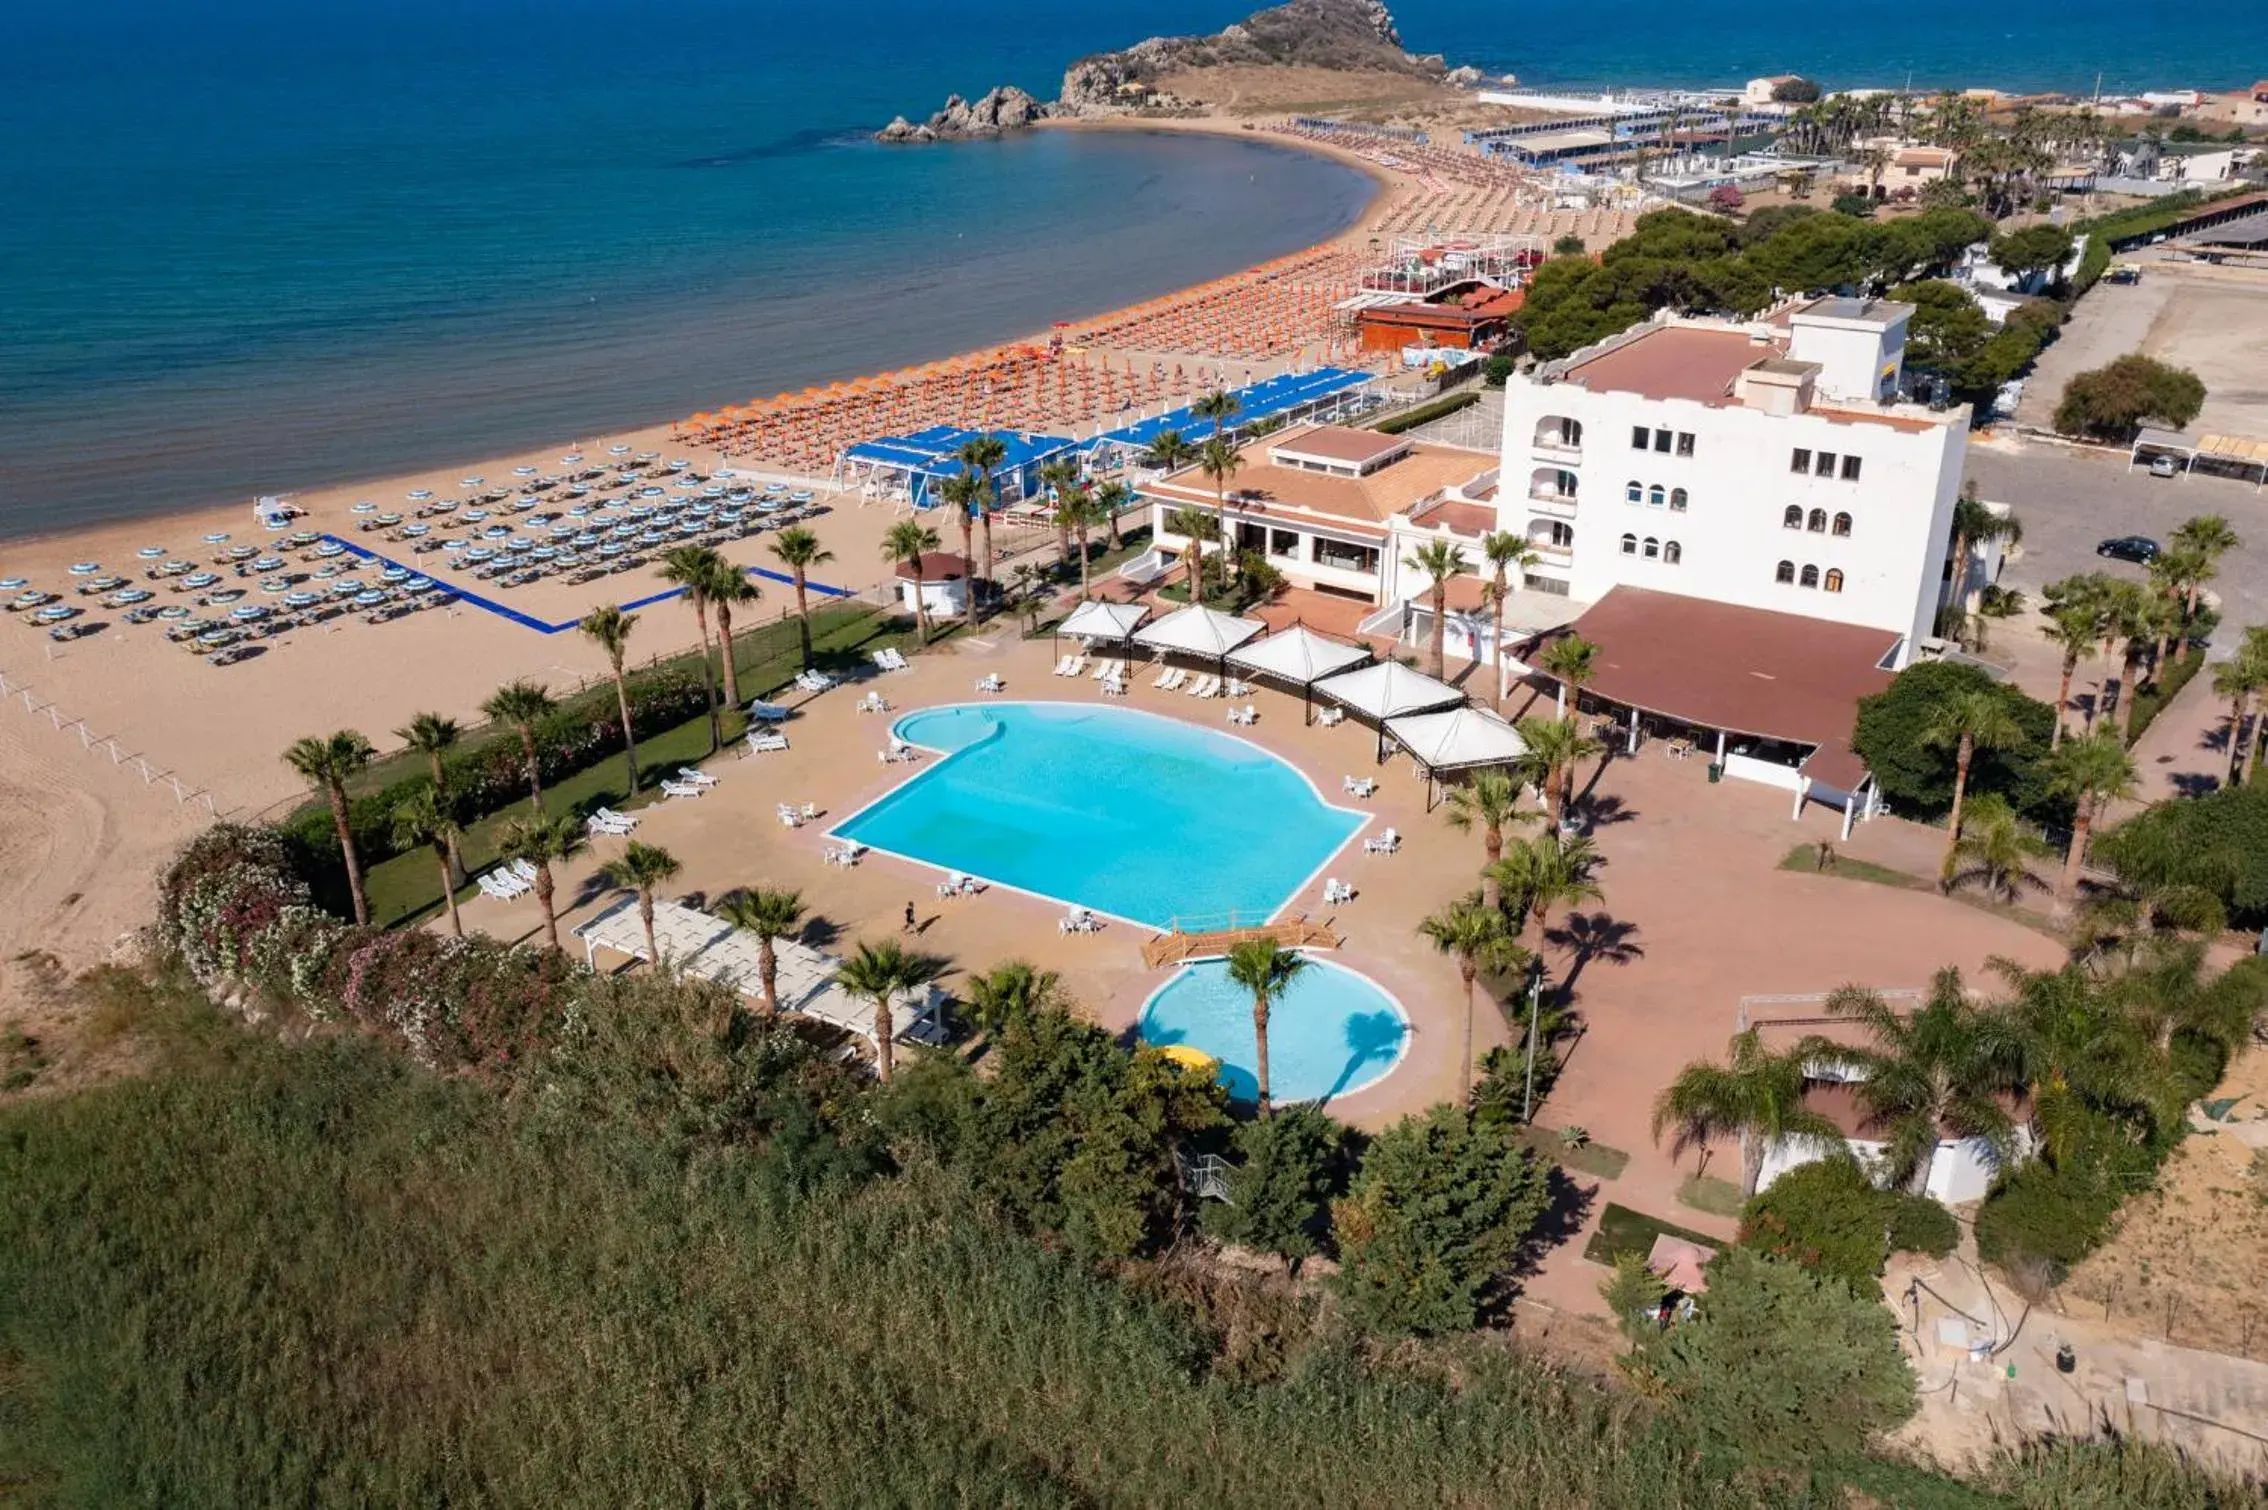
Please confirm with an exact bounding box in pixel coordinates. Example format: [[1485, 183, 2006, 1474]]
[[903, 900, 917, 935]]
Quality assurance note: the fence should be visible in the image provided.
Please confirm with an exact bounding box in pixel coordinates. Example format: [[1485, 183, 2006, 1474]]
[[0, 667, 219, 816]]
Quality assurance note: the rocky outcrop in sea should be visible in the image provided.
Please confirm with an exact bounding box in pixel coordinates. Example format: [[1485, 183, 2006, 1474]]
[[875, 86, 1050, 144]]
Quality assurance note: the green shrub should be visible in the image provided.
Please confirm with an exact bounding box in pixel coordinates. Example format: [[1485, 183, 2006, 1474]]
[[1853, 660, 2063, 823], [1374, 390, 1479, 435], [2054, 354, 2207, 441], [1739, 1159, 1889, 1292], [1974, 1160, 2123, 1278], [2123, 646, 2203, 745], [1885, 1194, 1959, 1259], [1203, 1105, 1348, 1263]]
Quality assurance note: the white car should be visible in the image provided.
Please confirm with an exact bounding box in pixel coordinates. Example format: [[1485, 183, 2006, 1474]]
[[2147, 455, 2180, 480]]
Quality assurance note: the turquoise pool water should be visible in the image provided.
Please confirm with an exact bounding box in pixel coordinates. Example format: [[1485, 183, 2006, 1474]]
[[833, 702, 1364, 929], [1139, 955, 1411, 1104]]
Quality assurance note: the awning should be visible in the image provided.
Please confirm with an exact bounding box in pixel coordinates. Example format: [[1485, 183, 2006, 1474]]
[[1226, 624, 1373, 685], [1058, 599, 1150, 641], [1312, 659, 1465, 720], [1133, 604, 1266, 658], [1384, 705, 1528, 771]]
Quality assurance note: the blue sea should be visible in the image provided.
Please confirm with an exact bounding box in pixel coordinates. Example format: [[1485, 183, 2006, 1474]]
[[3, 0, 2252, 535]]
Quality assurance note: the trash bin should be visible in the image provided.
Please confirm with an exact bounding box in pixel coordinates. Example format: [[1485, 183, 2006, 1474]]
[[1706, 762, 1723, 784]]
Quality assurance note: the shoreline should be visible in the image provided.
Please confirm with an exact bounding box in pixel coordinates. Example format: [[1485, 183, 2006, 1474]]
[[0, 120, 1383, 556]]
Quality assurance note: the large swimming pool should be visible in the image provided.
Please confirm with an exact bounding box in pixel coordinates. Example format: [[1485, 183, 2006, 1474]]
[[832, 702, 1364, 929], [1139, 954, 1411, 1104]]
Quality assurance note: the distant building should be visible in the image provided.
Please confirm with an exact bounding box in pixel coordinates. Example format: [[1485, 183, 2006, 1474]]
[[1888, 145, 1959, 187], [1353, 281, 1523, 354], [2194, 85, 2268, 126], [1743, 75, 1804, 107]]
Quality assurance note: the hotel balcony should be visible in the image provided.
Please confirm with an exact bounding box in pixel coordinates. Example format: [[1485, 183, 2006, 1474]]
[[1526, 465, 1580, 519], [1530, 417, 1584, 462]]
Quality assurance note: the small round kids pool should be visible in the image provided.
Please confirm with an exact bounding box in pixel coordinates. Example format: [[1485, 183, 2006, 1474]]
[[1139, 954, 1411, 1104]]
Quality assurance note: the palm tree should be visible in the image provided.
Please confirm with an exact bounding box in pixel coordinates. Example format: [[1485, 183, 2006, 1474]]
[[1141, 428, 1196, 482], [961, 959, 1064, 1038], [1225, 937, 1309, 1116], [1947, 793, 2050, 903], [578, 605, 641, 796], [1919, 687, 2027, 889], [831, 938, 943, 1084], [2092, 578, 2147, 737], [1512, 715, 1602, 830], [1652, 1029, 1845, 1196], [660, 544, 724, 752], [1056, 485, 1107, 598], [938, 471, 986, 632], [600, 840, 680, 973], [1480, 530, 1538, 706], [1092, 479, 1133, 551], [1403, 539, 1469, 681], [954, 435, 1008, 594], [2168, 513, 2239, 619], [394, 711, 465, 884], [1191, 386, 1242, 441], [716, 887, 805, 1016], [767, 526, 834, 670], [1418, 894, 1529, 1106], [1197, 434, 1245, 589], [2211, 646, 2266, 787], [1535, 634, 1599, 718], [2039, 596, 2103, 750], [1808, 971, 2026, 1195], [1994, 959, 2174, 1167], [481, 679, 556, 814], [705, 561, 762, 712], [1440, 769, 1534, 910], [1166, 505, 1218, 607], [390, 787, 464, 938], [284, 730, 376, 926], [882, 520, 942, 644], [496, 813, 584, 953], [1488, 832, 1605, 947], [1944, 484, 2019, 615], [1038, 458, 1084, 570], [2045, 733, 2138, 917]]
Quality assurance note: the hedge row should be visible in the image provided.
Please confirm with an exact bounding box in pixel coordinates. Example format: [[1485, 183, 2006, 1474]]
[[1374, 389, 1481, 435]]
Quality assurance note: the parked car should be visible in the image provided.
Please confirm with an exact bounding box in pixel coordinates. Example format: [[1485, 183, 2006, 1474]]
[[2146, 455, 2181, 480], [2096, 535, 2160, 564]]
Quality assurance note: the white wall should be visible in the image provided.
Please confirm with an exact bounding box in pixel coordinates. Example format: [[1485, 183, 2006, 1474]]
[[1756, 1129, 2026, 1204]]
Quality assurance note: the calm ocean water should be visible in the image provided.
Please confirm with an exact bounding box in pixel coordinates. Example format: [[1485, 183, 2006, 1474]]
[[2, 0, 2252, 533]]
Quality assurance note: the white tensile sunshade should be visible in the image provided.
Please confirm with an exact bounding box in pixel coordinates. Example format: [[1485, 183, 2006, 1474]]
[[1132, 603, 1266, 658], [1385, 705, 1528, 771], [1312, 658, 1464, 720], [1058, 599, 1150, 641], [1225, 624, 1373, 685]]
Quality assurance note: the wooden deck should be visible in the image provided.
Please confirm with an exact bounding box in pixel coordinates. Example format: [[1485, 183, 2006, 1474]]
[[1140, 917, 1342, 969]]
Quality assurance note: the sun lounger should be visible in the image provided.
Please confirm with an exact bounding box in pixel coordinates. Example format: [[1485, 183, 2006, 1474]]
[[676, 767, 719, 787], [662, 779, 703, 798], [747, 731, 789, 753], [1186, 674, 1217, 698], [1152, 665, 1177, 689], [1051, 654, 1075, 676], [1091, 658, 1117, 681], [1063, 656, 1084, 678], [509, 859, 538, 883]]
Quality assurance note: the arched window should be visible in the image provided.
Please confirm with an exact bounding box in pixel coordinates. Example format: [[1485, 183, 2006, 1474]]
[[1807, 508, 1828, 533], [1643, 536, 1660, 559], [1648, 484, 1666, 509], [1530, 467, 1577, 501], [1823, 568, 1845, 593], [1620, 532, 1638, 555], [1782, 505, 1802, 530], [1626, 480, 1643, 504], [1535, 415, 1583, 450], [1775, 560, 1795, 584], [1832, 511, 1853, 537], [1800, 564, 1820, 588], [1670, 487, 1688, 512], [1663, 540, 1682, 565], [1549, 521, 1574, 549]]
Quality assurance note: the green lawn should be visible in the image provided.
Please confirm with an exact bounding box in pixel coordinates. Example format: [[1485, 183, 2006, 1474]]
[[1676, 1175, 1745, 1219], [1582, 1203, 1725, 1267], [1777, 844, 1917, 890], [1513, 1126, 1630, 1181]]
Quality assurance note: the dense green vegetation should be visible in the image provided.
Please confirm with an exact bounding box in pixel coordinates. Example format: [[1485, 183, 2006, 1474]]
[[1739, 1158, 1958, 1291], [2054, 353, 2208, 442], [1373, 388, 1480, 434], [1853, 660, 2063, 824]]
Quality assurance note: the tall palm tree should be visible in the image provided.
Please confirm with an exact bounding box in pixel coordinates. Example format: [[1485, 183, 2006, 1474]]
[[1535, 634, 1599, 718], [2039, 597, 2103, 750], [390, 787, 465, 938], [1994, 958, 2173, 1167], [1807, 971, 2026, 1195], [705, 561, 762, 713], [1919, 687, 2027, 888], [1489, 832, 1605, 947], [2045, 733, 2138, 917], [1141, 428, 1196, 482], [882, 520, 942, 644], [832, 938, 943, 1085], [1197, 434, 1245, 589], [1440, 769, 1534, 910], [1054, 484, 1107, 598], [1190, 386, 1242, 441], [767, 526, 834, 669], [1480, 530, 1538, 706], [2210, 645, 2266, 787], [1512, 715, 1601, 830], [716, 887, 804, 1016], [1652, 1029, 1845, 1196], [481, 679, 556, 814], [2169, 513, 2239, 577], [394, 711, 466, 884], [2092, 578, 2147, 737], [1403, 539, 1469, 681], [496, 813, 584, 953], [660, 544, 723, 752], [1092, 479, 1133, 552], [938, 471, 986, 632], [961, 959, 1064, 1038], [1166, 505, 1218, 608], [1418, 893, 1528, 1106], [954, 435, 1008, 594], [283, 730, 376, 926], [1038, 458, 1084, 569], [1946, 793, 2050, 903], [578, 605, 641, 796], [1225, 937, 1309, 1117], [601, 840, 680, 974], [1943, 484, 2019, 615]]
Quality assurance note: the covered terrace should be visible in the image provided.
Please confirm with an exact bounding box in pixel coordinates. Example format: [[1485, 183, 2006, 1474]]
[[832, 425, 1077, 510], [1083, 367, 1376, 473]]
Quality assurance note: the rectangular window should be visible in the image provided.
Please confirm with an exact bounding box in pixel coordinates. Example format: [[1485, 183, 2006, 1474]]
[[1653, 428, 1672, 453], [1269, 529, 1300, 558], [1790, 448, 1811, 473], [1841, 454, 1863, 481], [1814, 451, 1837, 477], [1675, 431, 1695, 457], [1632, 425, 1650, 450], [1312, 538, 1379, 574]]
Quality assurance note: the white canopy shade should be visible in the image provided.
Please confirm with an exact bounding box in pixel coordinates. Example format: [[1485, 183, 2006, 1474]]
[[1312, 659, 1465, 721], [1225, 624, 1373, 685], [1058, 599, 1150, 641], [1385, 705, 1529, 771], [1132, 604, 1266, 658]]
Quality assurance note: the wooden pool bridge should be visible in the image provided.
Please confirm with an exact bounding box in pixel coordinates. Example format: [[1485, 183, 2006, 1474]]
[[1139, 915, 1342, 970]]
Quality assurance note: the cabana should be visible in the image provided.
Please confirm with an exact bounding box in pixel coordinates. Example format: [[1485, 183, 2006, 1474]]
[[1056, 599, 1150, 648], [833, 425, 1078, 510], [1311, 659, 1465, 761], [1083, 367, 1376, 474], [1133, 604, 1267, 667], [1383, 705, 1529, 809], [1225, 624, 1374, 722]]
